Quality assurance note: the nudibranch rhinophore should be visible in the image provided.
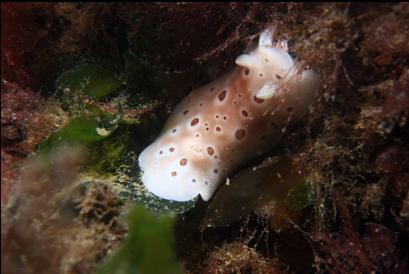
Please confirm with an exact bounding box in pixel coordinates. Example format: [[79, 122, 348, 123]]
[[138, 27, 319, 202]]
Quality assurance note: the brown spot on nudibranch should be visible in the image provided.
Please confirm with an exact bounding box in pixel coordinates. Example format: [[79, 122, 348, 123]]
[[214, 169, 218, 174], [159, 150, 163, 155], [287, 107, 293, 112], [171, 171, 177, 177], [235, 129, 246, 140], [218, 90, 227, 101], [183, 110, 189, 115], [244, 68, 250, 75], [241, 110, 248, 117], [180, 158, 188, 166], [275, 74, 282, 79], [207, 147, 214, 156], [169, 147, 175, 152], [172, 129, 177, 133], [191, 118, 199, 126], [216, 126, 221, 132]]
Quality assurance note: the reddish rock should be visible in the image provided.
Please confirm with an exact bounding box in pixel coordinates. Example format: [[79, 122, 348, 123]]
[[376, 145, 408, 175]]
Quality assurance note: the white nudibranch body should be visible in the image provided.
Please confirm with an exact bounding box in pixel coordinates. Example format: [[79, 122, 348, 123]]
[[138, 28, 320, 202]]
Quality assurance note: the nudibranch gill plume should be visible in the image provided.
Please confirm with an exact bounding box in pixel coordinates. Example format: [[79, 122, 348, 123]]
[[138, 27, 319, 202]]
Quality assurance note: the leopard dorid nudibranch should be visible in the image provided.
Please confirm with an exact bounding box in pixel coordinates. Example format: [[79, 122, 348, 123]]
[[138, 28, 319, 202]]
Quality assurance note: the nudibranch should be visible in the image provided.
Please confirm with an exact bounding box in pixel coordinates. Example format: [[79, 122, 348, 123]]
[[138, 27, 319, 202]]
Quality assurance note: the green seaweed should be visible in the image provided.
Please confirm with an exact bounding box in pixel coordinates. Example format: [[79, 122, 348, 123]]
[[44, 58, 194, 213], [38, 98, 129, 151], [37, 110, 134, 179], [55, 63, 123, 100], [86, 128, 129, 176], [284, 180, 315, 212], [38, 116, 107, 152], [95, 205, 183, 274]]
